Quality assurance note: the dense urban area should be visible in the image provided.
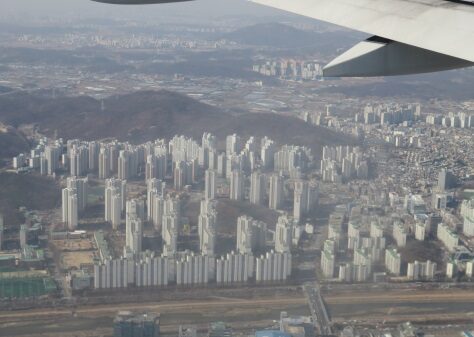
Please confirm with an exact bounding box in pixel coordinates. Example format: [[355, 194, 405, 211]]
[[0, 2, 474, 337]]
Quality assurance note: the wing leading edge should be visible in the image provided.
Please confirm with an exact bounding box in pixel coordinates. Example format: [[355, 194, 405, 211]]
[[250, 0, 474, 76]]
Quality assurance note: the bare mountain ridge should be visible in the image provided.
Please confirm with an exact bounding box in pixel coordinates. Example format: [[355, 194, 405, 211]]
[[319, 67, 474, 101], [0, 172, 60, 227], [0, 90, 355, 153], [0, 127, 30, 162], [223, 22, 362, 51]]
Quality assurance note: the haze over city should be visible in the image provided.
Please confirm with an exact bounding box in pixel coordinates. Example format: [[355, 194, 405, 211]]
[[2, 0, 282, 20], [0, 1, 473, 337]]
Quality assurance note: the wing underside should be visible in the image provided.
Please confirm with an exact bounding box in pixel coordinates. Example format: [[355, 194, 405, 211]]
[[249, 0, 474, 76]]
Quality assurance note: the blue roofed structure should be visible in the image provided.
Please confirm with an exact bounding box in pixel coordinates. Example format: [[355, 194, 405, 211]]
[[255, 331, 291, 337]]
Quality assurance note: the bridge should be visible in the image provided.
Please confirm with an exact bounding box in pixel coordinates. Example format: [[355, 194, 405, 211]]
[[303, 282, 333, 336]]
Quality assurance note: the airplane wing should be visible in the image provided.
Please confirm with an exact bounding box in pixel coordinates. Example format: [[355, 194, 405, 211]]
[[250, 0, 474, 76], [92, 0, 474, 76]]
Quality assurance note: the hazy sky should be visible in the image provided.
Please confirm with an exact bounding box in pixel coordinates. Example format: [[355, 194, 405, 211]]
[[0, 0, 288, 21]]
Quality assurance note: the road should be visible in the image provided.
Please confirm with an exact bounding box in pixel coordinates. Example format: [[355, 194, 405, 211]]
[[0, 297, 307, 320], [324, 289, 474, 304], [0, 287, 472, 322], [304, 283, 333, 336], [1, 288, 474, 337]]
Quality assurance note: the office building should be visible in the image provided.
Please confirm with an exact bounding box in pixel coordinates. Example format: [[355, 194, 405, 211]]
[[321, 248, 335, 278], [269, 174, 284, 210], [69, 145, 89, 177], [260, 137, 275, 169], [146, 154, 167, 181], [437, 223, 459, 252], [150, 193, 164, 231], [217, 153, 226, 177], [339, 263, 370, 283], [66, 177, 88, 211], [125, 211, 143, 256], [393, 222, 407, 247], [250, 171, 266, 206], [255, 250, 292, 282], [293, 180, 318, 223], [199, 201, 217, 256], [179, 326, 197, 337], [432, 193, 448, 210], [229, 170, 245, 201], [354, 248, 372, 275], [370, 221, 384, 238], [99, 147, 111, 179], [162, 212, 179, 256], [176, 253, 214, 285], [215, 252, 254, 284], [44, 144, 61, 176], [438, 168, 456, 191], [126, 199, 145, 221], [293, 180, 307, 223], [466, 260, 474, 278], [323, 239, 336, 254], [173, 160, 194, 190], [135, 254, 170, 287], [94, 253, 169, 289], [275, 215, 292, 254], [461, 199, 474, 236], [328, 224, 342, 246], [19, 225, 28, 249], [208, 150, 218, 171], [113, 311, 160, 337], [274, 145, 311, 175], [199, 133, 217, 168], [13, 153, 26, 170], [446, 260, 457, 279], [204, 169, 217, 200], [147, 179, 165, 221], [208, 322, 232, 337], [178, 325, 197, 337], [117, 150, 131, 180], [407, 260, 436, 280], [105, 179, 127, 230], [415, 222, 427, 241], [163, 196, 181, 220], [385, 248, 401, 276], [226, 134, 242, 156], [255, 331, 291, 337], [404, 194, 427, 215], [0, 214, 3, 250], [88, 141, 99, 172], [62, 188, 78, 230], [347, 221, 362, 250], [236, 215, 267, 255]]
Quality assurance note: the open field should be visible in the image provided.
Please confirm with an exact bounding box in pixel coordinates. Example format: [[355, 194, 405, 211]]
[[0, 277, 56, 299]]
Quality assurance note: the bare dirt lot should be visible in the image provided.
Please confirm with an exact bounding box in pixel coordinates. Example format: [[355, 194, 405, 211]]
[[61, 251, 95, 270], [50, 238, 97, 270]]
